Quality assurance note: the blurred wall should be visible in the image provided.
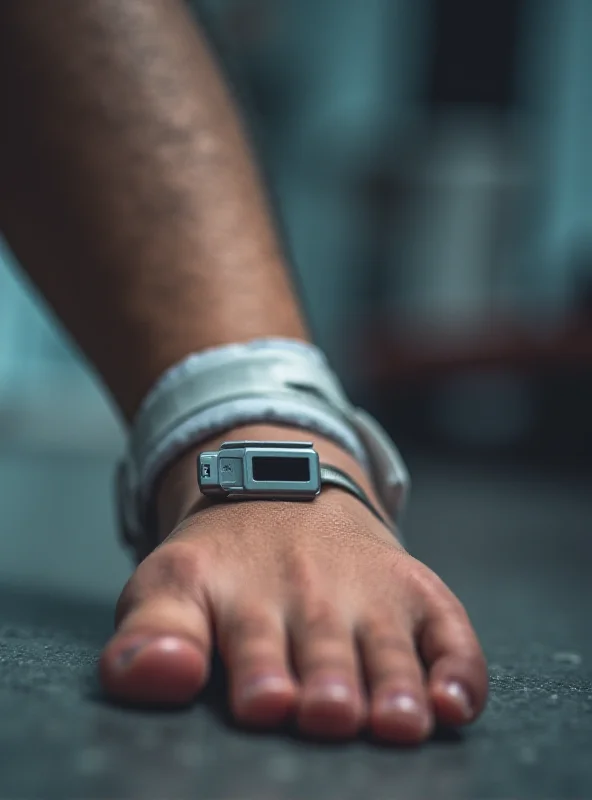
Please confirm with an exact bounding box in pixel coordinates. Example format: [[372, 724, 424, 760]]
[[524, 0, 592, 312]]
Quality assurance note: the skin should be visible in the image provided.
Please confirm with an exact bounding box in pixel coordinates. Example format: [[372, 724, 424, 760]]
[[0, 0, 488, 743]]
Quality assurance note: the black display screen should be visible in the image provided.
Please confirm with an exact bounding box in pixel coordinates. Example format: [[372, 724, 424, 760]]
[[252, 456, 310, 482]]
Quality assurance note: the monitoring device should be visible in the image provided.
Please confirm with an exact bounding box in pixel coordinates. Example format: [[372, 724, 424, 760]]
[[198, 441, 320, 500], [197, 440, 393, 531]]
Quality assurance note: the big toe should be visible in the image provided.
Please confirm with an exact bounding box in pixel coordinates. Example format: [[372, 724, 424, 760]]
[[100, 634, 209, 706]]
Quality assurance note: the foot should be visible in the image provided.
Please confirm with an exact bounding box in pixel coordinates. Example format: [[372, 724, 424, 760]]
[[100, 424, 488, 745]]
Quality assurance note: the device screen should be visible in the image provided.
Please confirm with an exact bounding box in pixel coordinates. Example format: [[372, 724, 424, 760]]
[[252, 456, 310, 482]]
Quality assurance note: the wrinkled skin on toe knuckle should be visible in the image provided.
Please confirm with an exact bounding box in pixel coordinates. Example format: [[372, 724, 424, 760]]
[[362, 614, 413, 657], [222, 604, 274, 640], [218, 601, 282, 651], [282, 549, 324, 603], [296, 594, 345, 637], [115, 541, 211, 625], [405, 558, 456, 604]]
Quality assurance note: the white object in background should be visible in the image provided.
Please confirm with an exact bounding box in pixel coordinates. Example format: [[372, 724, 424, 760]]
[[385, 111, 532, 343]]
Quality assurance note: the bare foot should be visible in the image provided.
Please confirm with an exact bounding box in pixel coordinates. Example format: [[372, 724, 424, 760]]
[[100, 424, 488, 745]]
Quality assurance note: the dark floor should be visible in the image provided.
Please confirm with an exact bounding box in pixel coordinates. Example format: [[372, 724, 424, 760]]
[[0, 455, 590, 800]]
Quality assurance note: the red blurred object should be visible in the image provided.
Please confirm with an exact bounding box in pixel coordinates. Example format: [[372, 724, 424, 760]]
[[361, 317, 592, 383]]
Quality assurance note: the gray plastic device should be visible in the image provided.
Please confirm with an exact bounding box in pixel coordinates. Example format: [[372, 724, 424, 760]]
[[197, 440, 393, 532], [198, 440, 321, 500]]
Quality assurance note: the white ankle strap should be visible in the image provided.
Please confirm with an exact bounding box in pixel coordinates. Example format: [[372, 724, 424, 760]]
[[117, 338, 410, 561]]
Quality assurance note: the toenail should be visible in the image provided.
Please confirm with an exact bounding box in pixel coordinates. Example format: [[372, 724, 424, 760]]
[[115, 639, 154, 669], [443, 681, 473, 719], [378, 693, 422, 716], [306, 682, 352, 703], [239, 676, 292, 703], [114, 636, 184, 670]]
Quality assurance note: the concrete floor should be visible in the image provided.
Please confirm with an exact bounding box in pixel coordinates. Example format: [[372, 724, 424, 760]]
[[0, 449, 590, 799]]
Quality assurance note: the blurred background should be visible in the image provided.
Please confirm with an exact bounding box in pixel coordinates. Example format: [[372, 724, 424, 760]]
[[1, 0, 592, 601]]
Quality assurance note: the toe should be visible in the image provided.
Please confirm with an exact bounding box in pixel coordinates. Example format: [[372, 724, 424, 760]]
[[100, 545, 213, 706], [217, 602, 297, 727], [290, 601, 365, 739], [357, 614, 432, 744], [420, 597, 489, 727], [101, 632, 209, 706]]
